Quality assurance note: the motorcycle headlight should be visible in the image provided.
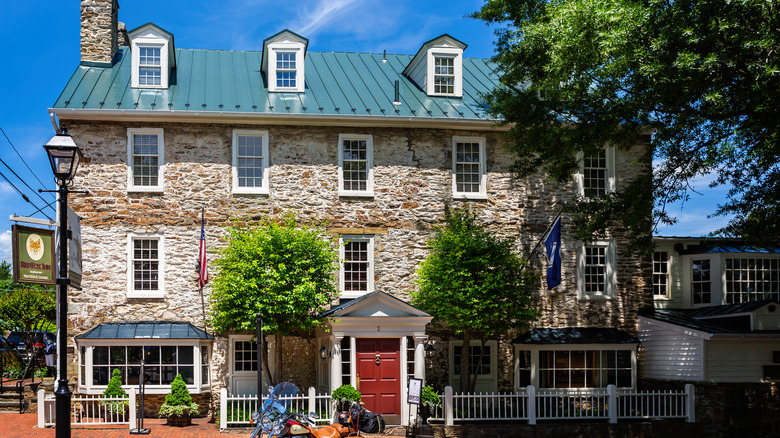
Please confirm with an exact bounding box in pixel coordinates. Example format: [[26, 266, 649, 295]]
[[251, 412, 261, 423]]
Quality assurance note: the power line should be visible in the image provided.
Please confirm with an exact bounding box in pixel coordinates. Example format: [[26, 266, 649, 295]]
[[0, 141, 56, 215], [0, 168, 53, 221], [0, 126, 55, 201]]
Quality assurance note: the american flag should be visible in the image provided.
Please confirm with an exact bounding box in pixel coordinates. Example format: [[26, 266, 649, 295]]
[[198, 209, 209, 288]]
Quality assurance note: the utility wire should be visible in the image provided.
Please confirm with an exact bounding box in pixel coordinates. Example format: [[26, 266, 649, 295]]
[[0, 149, 56, 214], [0, 126, 54, 200], [0, 168, 53, 221]]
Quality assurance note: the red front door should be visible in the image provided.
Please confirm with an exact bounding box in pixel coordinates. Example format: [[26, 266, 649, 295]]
[[356, 338, 400, 417]]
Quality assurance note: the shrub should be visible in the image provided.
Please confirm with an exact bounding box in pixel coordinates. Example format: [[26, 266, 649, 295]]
[[420, 385, 441, 408], [101, 369, 129, 414], [158, 374, 199, 418], [331, 384, 361, 404]]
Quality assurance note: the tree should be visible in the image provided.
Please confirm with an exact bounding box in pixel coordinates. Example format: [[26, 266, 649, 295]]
[[411, 206, 537, 392], [209, 215, 339, 386], [0, 284, 56, 351], [473, 0, 780, 245], [0, 261, 11, 281]]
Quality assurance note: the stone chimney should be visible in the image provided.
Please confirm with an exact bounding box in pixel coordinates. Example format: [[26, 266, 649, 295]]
[[80, 0, 119, 65]]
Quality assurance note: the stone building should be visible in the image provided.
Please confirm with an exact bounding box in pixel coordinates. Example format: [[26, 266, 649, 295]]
[[52, 0, 652, 424]]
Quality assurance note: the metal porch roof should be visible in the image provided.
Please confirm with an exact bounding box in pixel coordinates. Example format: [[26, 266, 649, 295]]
[[75, 321, 213, 340], [53, 47, 500, 122], [512, 327, 639, 345]]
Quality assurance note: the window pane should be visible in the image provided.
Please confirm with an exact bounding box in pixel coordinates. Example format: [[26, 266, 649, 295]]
[[110, 346, 126, 365], [343, 240, 370, 292], [93, 366, 110, 385], [454, 142, 482, 193], [94, 346, 109, 365], [179, 366, 195, 384], [584, 150, 608, 197], [179, 346, 194, 365], [145, 346, 160, 364]]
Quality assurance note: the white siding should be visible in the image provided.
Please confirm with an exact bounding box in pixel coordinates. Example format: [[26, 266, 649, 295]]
[[706, 339, 779, 382], [407, 60, 427, 93], [638, 317, 705, 380]]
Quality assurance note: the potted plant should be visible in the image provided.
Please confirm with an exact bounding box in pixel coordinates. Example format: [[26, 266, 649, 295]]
[[419, 385, 441, 424], [158, 374, 200, 427], [331, 384, 361, 412], [101, 369, 129, 419]]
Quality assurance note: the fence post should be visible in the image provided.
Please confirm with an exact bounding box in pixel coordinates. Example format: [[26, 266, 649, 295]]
[[220, 387, 228, 430], [444, 386, 454, 426], [607, 385, 617, 424], [527, 385, 536, 425], [685, 384, 695, 423], [37, 389, 46, 428], [308, 387, 316, 416], [128, 387, 136, 429]]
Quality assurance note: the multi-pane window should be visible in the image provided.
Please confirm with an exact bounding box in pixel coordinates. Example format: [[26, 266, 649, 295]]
[[138, 46, 162, 86], [232, 131, 269, 194], [538, 349, 632, 388], [276, 52, 297, 88], [341, 337, 351, 386], [91, 345, 196, 386], [584, 246, 608, 295], [583, 150, 608, 197], [434, 56, 455, 94], [132, 238, 159, 293], [453, 345, 491, 376], [341, 236, 373, 296], [201, 346, 210, 385], [128, 128, 164, 191], [692, 259, 712, 304], [653, 251, 669, 297], [453, 137, 486, 197], [406, 336, 416, 376], [338, 135, 373, 195], [233, 340, 257, 372], [725, 258, 780, 303], [517, 350, 531, 387]]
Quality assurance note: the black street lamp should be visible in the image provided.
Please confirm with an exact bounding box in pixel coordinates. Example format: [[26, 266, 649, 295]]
[[43, 126, 83, 438]]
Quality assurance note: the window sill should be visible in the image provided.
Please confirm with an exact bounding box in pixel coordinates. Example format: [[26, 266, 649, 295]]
[[232, 189, 270, 196], [339, 191, 374, 198], [579, 294, 614, 301], [128, 187, 164, 194], [127, 292, 165, 299], [653, 296, 672, 300], [453, 193, 488, 200]]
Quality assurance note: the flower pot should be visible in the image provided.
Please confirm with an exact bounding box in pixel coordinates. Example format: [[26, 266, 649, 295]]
[[166, 414, 192, 427], [419, 405, 431, 424]]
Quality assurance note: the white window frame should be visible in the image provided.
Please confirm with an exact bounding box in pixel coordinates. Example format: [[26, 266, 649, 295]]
[[267, 45, 305, 93], [427, 49, 462, 97], [338, 134, 374, 197], [689, 256, 714, 307], [653, 251, 671, 300], [131, 38, 169, 89], [577, 147, 616, 197], [127, 128, 164, 192], [577, 239, 617, 300], [339, 235, 374, 298], [77, 341, 209, 395], [452, 136, 487, 200], [232, 130, 270, 195], [448, 340, 498, 392], [127, 233, 165, 299], [724, 256, 780, 304]]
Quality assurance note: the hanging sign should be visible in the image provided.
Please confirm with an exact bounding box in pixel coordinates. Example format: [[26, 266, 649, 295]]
[[67, 207, 83, 290], [408, 377, 423, 405], [12, 224, 56, 285]]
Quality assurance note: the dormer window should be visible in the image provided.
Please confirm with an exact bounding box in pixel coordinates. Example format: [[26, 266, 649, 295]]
[[404, 34, 467, 98], [262, 30, 308, 93], [128, 23, 175, 89]]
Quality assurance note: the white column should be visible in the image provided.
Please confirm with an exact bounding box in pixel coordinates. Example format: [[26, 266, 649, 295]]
[[350, 336, 357, 388], [329, 337, 342, 392], [400, 336, 408, 427], [414, 337, 426, 379]]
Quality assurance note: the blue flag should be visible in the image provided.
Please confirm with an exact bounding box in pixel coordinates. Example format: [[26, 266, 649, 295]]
[[544, 216, 562, 289]]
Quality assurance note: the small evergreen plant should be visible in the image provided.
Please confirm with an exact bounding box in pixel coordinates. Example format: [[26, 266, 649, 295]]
[[159, 374, 200, 418], [101, 369, 128, 414]]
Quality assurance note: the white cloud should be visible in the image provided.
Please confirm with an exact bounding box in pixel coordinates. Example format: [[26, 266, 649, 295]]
[[0, 230, 11, 264], [0, 182, 14, 196], [293, 0, 360, 36]]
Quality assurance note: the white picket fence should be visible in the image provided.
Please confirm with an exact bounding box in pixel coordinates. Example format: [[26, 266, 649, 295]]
[[220, 387, 332, 429], [37, 388, 136, 429], [429, 384, 695, 425]]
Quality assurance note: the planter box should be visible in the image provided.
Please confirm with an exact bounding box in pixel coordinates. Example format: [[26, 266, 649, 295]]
[[166, 414, 192, 427]]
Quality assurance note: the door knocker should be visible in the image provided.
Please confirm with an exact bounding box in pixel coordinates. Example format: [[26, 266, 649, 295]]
[[375, 353, 381, 365]]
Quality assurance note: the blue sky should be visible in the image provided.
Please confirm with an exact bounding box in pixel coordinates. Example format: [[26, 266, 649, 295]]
[[0, 0, 730, 264]]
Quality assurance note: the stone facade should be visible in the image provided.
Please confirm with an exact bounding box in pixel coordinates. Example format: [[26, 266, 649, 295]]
[[80, 0, 118, 65], [62, 119, 651, 402]]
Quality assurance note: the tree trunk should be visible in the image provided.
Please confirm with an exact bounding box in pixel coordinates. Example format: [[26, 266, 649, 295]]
[[460, 330, 471, 392], [261, 333, 273, 387], [274, 329, 283, 384], [469, 339, 486, 393]]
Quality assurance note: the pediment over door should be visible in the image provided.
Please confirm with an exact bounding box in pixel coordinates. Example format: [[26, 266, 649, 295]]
[[321, 291, 432, 338]]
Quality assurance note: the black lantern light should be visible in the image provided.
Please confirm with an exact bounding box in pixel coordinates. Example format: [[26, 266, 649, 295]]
[[44, 127, 82, 183], [425, 343, 436, 359], [320, 344, 329, 360]]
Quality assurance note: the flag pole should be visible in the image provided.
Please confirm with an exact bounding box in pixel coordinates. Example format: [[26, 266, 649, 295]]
[[526, 204, 566, 263], [199, 205, 209, 336]]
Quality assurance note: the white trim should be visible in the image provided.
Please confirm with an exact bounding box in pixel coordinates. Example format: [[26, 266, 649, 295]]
[[130, 29, 170, 89], [684, 255, 719, 308], [448, 340, 498, 391], [339, 235, 375, 298], [427, 49, 463, 97], [577, 147, 616, 197], [127, 128, 165, 192], [267, 43, 305, 93], [452, 135, 487, 199], [232, 129, 270, 195], [337, 134, 374, 197], [127, 233, 165, 299], [653, 250, 672, 300], [577, 239, 617, 300]]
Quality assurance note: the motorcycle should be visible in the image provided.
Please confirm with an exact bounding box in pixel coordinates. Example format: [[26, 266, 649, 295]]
[[249, 382, 352, 438]]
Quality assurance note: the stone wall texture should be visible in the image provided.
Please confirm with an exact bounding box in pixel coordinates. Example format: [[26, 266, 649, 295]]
[[80, 0, 118, 65], [62, 119, 651, 406]]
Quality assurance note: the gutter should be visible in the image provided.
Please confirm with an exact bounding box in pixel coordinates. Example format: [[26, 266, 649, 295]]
[[48, 108, 508, 131]]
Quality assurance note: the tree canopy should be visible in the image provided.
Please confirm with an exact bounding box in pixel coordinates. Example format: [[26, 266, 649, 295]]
[[208, 215, 338, 385], [0, 284, 56, 349], [473, 0, 780, 244], [411, 206, 537, 391]]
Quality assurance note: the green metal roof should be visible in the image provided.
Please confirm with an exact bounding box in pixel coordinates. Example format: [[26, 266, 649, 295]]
[[52, 47, 500, 121], [75, 321, 213, 340]]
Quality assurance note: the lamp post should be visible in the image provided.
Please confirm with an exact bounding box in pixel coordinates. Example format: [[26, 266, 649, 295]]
[[43, 126, 83, 438]]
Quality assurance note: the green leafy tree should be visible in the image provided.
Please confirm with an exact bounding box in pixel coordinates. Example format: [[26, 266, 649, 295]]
[[209, 215, 338, 386], [411, 206, 537, 391], [0, 261, 11, 281], [0, 284, 56, 351], [473, 0, 780, 245]]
